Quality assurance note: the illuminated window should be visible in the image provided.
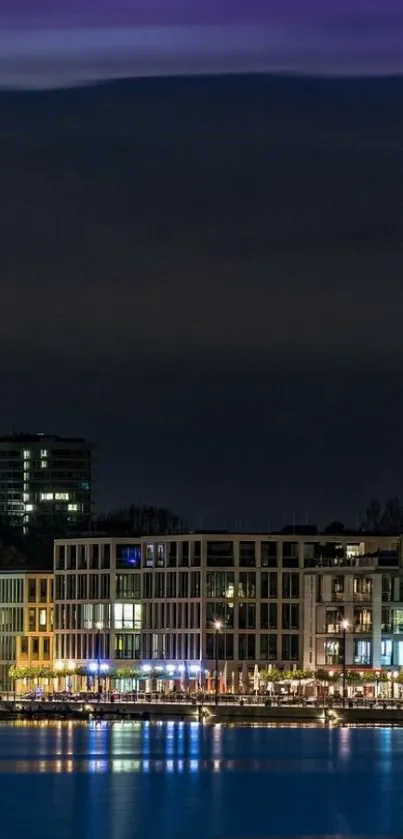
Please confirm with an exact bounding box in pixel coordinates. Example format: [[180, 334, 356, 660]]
[[68, 504, 79, 512], [55, 493, 69, 501], [23, 493, 29, 502], [114, 603, 142, 630], [25, 504, 34, 512], [40, 493, 54, 501], [39, 609, 47, 629], [23, 450, 31, 460], [40, 450, 48, 458], [41, 460, 48, 469]]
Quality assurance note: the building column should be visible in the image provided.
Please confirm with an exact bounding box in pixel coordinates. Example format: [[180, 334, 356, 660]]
[[372, 575, 382, 669]]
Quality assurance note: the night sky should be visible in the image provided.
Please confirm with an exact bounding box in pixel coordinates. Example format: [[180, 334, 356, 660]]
[[1, 4, 402, 529]]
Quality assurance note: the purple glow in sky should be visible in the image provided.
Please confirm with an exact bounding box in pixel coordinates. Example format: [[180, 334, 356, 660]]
[[1, 1, 403, 87]]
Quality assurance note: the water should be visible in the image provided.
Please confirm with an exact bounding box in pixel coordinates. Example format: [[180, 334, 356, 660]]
[[1, 721, 403, 838]]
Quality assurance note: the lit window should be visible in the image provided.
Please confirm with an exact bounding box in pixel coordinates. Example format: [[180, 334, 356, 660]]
[[25, 504, 34, 512], [40, 493, 54, 501], [23, 493, 29, 502], [114, 603, 142, 630], [40, 450, 48, 458], [39, 609, 47, 628], [55, 493, 69, 501], [23, 450, 31, 460], [68, 503, 79, 512], [41, 460, 48, 469]]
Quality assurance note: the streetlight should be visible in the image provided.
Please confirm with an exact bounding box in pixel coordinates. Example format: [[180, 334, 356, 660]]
[[341, 619, 349, 708], [213, 620, 223, 706], [95, 621, 103, 700]]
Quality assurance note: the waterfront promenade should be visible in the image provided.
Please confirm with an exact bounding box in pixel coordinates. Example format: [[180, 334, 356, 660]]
[[4, 695, 403, 724]]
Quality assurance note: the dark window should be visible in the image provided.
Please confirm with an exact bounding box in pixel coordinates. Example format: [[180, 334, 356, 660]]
[[28, 609, 36, 631], [167, 543, 177, 568], [143, 574, 153, 599], [66, 576, 76, 600], [239, 541, 256, 567], [260, 635, 277, 661], [282, 573, 299, 599], [77, 575, 87, 600], [43, 638, 50, 659], [115, 633, 141, 660], [260, 603, 277, 630], [40, 579, 47, 603], [56, 545, 65, 570], [180, 542, 189, 567], [282, 556, 299, 568], [102, 544, 111, 569], [90, 544, 99, 569], [55, 576, 65, 600], [32, 638, 39, 657], [261, 542, 277, 567], [206, 541, 234, 568], [205, 633, 234, 660], [21, 637, 28, 655], [261, 572, 278, 599], [238, 603, 256, 630], [178, 573, 188, 598], [192, 541, 201, 567], [190, 572, 201, 598], [281, 635, 299, 661], [238, 634, 255, 660], [155, 573, 165, 598], [166, 574, 177, 598], [100, 575, 110, 599], [116, 574, 141, 599], [282, 603, 299, 630], [67, 545, 76, 570], [282, 542, 298, 559], [28, 580, 36, 603]]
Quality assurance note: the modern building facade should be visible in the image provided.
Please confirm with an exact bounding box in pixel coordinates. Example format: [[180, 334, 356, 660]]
[[0, 569, 54, 692], [0, 433, 93, 529], [15, 572, 54, 678], [53, 532, 403, 687], [0, 572, 24, 690]]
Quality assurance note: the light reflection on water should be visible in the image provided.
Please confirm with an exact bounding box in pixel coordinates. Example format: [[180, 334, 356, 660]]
[[1, 722, 403, 838]]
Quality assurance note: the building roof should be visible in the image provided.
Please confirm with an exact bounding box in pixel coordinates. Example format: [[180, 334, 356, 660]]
[[0, 433, 89, 444]]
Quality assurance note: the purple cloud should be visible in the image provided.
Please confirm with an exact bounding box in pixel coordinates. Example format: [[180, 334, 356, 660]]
[[0, 1, 402, 87]]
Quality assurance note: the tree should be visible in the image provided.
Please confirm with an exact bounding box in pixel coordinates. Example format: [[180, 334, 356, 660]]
[[323, 521, 345, 534], [362, 499, 383, 532]]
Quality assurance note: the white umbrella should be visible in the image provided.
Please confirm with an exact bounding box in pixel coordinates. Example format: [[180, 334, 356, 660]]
[[222, 661, 228, 692], [253, 664, 259, 693]]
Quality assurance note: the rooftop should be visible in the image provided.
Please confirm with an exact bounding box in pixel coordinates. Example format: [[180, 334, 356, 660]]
[[0, 433, 89, 444]]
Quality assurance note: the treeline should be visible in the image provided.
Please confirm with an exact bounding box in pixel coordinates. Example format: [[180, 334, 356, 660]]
[[0, 505, 184, 569]]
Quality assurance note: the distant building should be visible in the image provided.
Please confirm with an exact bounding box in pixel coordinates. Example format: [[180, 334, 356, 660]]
[[53, 532, 403, 690], [0, 433, 93, 529]]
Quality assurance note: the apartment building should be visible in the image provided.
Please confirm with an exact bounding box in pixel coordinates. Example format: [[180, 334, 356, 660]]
[[0, 569, 54, 691], [0, 433, 93, 530], [53, 532, 403, 686], [15, 572, 54, 677], [302, 537, 402, 671]]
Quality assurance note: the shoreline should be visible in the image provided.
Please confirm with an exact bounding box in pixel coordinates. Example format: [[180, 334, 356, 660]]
[[4, 701, 403, 726]]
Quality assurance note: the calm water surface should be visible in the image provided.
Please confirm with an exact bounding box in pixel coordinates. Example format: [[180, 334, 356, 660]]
[[1, 721, 403, 838]]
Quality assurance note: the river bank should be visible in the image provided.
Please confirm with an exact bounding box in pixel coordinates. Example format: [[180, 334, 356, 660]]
[[3, 699, 403, 725]]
